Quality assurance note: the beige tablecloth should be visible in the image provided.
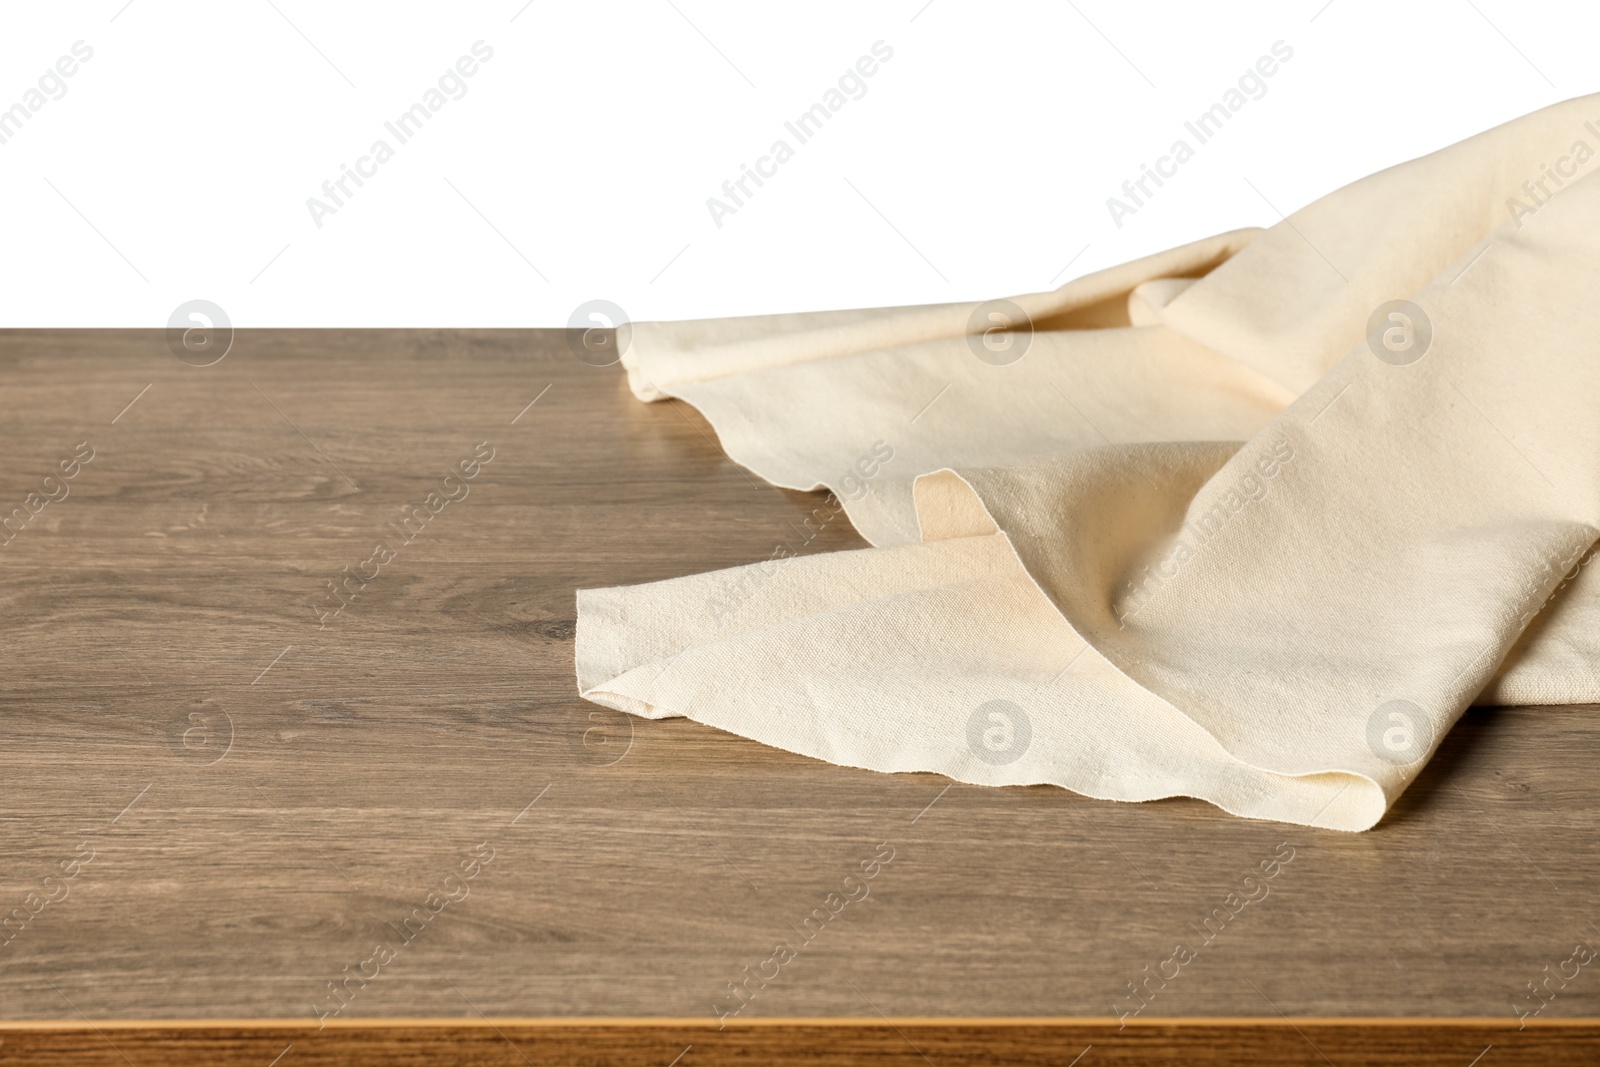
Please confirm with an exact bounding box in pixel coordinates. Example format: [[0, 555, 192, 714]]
[[576, 94, 1600, 830]]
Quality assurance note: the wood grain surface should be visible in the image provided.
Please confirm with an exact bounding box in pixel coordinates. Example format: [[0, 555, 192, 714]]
[[0, 1018, 1597, 1066], [0, 329, 1596, 1062]]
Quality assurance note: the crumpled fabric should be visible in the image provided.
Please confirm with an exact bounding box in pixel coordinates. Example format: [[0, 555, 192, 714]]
[[575, 94, 1600, 830]]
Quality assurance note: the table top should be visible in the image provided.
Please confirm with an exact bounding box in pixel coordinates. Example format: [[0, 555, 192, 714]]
[[1, 328, 1595, 1026]]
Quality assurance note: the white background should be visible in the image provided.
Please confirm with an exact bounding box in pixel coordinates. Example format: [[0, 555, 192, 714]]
[[0, 0, 1595, 327]]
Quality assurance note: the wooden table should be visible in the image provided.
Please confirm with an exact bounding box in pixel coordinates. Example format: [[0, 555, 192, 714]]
[[0, 329, 1595, 1065]]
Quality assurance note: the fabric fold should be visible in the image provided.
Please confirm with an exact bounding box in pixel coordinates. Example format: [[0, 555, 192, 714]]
[[577, 93, 1600, 830]]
